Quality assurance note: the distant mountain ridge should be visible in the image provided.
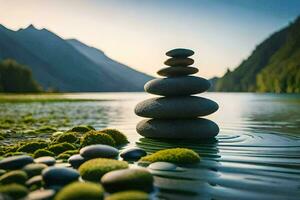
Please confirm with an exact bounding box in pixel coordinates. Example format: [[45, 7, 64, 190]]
[[0, 24, 152, 92], [213, 16, 300, 93]]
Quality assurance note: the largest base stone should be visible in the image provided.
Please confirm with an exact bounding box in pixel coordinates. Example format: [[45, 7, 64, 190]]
[[136, 118, 219, 139]]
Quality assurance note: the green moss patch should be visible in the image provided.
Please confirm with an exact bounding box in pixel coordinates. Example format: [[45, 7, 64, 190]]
[[34, 149, 55, 158], [17, 141, 48, 153], [54, 182, 104, 200], [0, 183, 29, 199], [22, 163, 47, 178], [105, 190, 149, 200], [100, 128, 128, 146], [140, 148, 200, 164], [68, 125, 95, 133], [79, 158, 128, 182], [0, 170, 28, 185], [55, 132, 78, 143], [81, 131, 115, 147], [48, 142, 76, 155]]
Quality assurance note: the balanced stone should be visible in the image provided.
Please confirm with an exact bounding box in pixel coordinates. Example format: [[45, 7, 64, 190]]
[[158, 66, 198, 77], [0, 155, 34, 170], [166, 48, 194, 58], [68, 154, 85, 168], [101, 168, 153, 193], [136, 118, 219, 139], [164, 57, 194, 66], [135, 96, 218, 119], [42, 167, 79, 188], [120, 148, 147, 161], [34, 156, 56, 166], [80, 144, 119, 159], [145, 76, 210, 96]]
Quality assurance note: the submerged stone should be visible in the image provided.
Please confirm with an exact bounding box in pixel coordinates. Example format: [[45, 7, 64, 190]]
[[136, 118, 219, 139], [144, 76, 210, 96], [148, 162, 177, 171], [135, 96, 219, 119], [166, 48, 194, 58], [80, 144, 119, 159], [157, 66, 198, 77], [101, 168, 153, 193], [0, 155, 34, 170]]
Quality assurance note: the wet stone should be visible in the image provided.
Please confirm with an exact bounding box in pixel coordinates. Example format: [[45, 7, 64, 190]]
[[0, 155, 34, 170], [68, 154, 85, 168], [26, 175, 43, 188], [27, 189, 55, 200], [144, 76, 210, 96], [80, 144, 119, 159], [158, 66, 199, 77], [135, 96, 219, 119], [148, 162, 177, 171], [34, 156, 56, 166], [42, 167, 79, 188], [101, 168, 154, 193], [120, 148, 147, 161], [137, 118, 219, 139], [164, 57, 194, 67], [166, 48, 194, 58]]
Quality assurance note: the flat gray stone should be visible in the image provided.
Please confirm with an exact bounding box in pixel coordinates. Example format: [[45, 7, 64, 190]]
[[157, 66, 198, 77], [0, 155, 34, 170], [135, 96, 218, 119], [101, 168, 153, 193], [120, 148, 147, 161], [42, 167, 79, 188], [68, 154, 85, 168], [27, 189, 55, 200], [34, 156, 56, 166], [148, 162, 177, 171], [166, 48, 194, 58], [164, 57, 194, 66], [144, 76, 210, 96], [136, 118, 219, 139], [80, 144, 119, 159]]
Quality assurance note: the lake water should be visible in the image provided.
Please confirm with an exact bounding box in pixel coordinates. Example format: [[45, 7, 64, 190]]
[[0, 92, 300, 199]]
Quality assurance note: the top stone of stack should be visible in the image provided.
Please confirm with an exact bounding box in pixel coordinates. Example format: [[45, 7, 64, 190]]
[[158, 48, 199, 77]]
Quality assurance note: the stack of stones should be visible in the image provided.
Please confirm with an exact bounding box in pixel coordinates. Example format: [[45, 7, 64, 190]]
[[135, 48, 219, 139]]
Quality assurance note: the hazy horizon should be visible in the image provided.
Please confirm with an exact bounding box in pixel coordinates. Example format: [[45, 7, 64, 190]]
[[0, 0, 299, 78]]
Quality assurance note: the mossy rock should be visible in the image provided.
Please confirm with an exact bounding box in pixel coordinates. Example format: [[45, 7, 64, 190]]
[[4, 152, 27, 157], [56, 153, 71, 160], [34, 149, 55, 158], [36, 126, 57, 133], [101, 168, 153, 193], [54, 182, 104, 200], [0, 183, 29, 199], [54, 132, 78, 144], [140, 148, 200, 164], [0, 170, 28, 185], [17, 141, 48, 153], [68, 125, 95, 133], [79, 158, 128, 182], [100, 129, 128, 146], [50, 131, 64, 141], [81, 131, 116, 147], [22, 163, 47, 178], [48, 142, 76, 155], [63, 150, 79, 155], [105, 190, 149, 200]]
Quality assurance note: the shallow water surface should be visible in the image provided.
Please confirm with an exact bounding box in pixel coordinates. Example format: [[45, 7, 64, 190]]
[[0, 92, 299, 199]]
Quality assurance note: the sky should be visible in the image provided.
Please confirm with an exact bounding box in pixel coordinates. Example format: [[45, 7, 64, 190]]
[[0, 0, 299, 78]]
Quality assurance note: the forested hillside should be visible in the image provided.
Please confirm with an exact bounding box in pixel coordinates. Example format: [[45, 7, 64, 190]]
[[215, 16, 300, 93]]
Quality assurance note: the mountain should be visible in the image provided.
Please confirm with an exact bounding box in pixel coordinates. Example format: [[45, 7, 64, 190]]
[[0, 24, 152, 92], [214, 16, 300, 93]]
